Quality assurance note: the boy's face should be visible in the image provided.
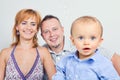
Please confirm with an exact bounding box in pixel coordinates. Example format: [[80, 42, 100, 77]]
[[70, 22, 103, 59]]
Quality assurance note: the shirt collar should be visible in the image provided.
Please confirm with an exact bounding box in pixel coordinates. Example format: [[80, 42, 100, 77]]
[[72, 49, 99, 62]]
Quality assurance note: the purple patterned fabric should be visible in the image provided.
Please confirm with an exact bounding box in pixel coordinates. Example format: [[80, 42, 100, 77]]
[[5, 47, 44, 80]]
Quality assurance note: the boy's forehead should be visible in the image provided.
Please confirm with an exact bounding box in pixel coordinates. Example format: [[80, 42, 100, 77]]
[[71, 16, 103, 36], [73, 21, 100, 28], [72, 22, 102, 33]]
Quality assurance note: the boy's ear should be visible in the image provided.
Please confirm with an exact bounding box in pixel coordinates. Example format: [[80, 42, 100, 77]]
[[70, 36, 75, 46], [98, 38, 103, 47]]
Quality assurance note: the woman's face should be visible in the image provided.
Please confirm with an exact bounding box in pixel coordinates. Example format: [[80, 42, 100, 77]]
[[16, 17, 38, 41]]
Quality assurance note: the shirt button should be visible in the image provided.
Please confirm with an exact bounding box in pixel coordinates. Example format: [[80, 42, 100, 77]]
[[56, 56, 60, 61]]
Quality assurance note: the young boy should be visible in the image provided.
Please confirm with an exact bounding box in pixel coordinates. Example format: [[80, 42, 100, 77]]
[[52, 16, 119, 80]]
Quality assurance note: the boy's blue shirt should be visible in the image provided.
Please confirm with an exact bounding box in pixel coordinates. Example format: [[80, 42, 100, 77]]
[[52, 49, 120, 80]]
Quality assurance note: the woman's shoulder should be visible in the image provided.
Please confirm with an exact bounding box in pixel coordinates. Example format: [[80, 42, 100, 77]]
[[37, 46, 49, 53], [1, 47, 12, 55], [0, 47, 13, 62], [37, 46, 50, 60]]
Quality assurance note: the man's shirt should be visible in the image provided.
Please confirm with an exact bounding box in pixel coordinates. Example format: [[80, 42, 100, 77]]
[[43, 37, 75, 64]]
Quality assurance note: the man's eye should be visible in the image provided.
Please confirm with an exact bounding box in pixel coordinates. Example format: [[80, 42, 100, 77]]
[[53, 28, 58, 31], [43, 31, 49, 34]]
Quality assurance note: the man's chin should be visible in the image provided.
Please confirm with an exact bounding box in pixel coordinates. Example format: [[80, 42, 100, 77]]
[[52, 44, 60, 48]]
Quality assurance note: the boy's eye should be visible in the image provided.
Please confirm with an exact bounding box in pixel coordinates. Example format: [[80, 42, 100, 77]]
[[79, 36, 83, 40], [91, 36, 96, 40]]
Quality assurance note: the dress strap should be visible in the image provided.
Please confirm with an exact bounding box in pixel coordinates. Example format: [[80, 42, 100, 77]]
[[11, 46, 26, 80], [11, 47, 40, 80], [25, 48, 40, 78], [11, 46, 16, 56]]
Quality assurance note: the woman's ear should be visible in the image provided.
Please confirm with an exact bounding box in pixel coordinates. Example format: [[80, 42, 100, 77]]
[[16, 26, 19, 30]]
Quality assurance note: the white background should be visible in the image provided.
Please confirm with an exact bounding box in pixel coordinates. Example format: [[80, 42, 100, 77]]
[[0, 0, 120, 53]]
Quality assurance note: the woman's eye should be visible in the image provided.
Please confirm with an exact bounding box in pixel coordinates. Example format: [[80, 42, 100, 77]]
[[21, 22, 26, 25], [31, 23, 36, 26]]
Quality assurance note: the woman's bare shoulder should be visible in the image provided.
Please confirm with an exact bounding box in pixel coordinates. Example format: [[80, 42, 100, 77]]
[[37, 46, 49, 54], [0, 47, 13, 60], [37, 46, 49, 60], [37, 46, 50, 58]]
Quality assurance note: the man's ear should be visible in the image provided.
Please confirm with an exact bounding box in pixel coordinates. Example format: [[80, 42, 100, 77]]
[[41, 33, 43, 37], [61, 26, 64, 33]]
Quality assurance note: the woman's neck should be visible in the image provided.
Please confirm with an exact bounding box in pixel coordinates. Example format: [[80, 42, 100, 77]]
[[17, 39, 34, 49]]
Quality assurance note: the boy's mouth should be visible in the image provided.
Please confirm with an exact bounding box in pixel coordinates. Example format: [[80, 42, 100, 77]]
[[83, 48, 90, 50]]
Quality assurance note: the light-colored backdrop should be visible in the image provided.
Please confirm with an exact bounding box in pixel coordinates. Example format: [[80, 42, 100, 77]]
[[0, 0, 120, 53]]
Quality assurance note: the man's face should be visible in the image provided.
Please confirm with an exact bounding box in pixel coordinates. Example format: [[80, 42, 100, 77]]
[[41, 18, 64, 48]]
